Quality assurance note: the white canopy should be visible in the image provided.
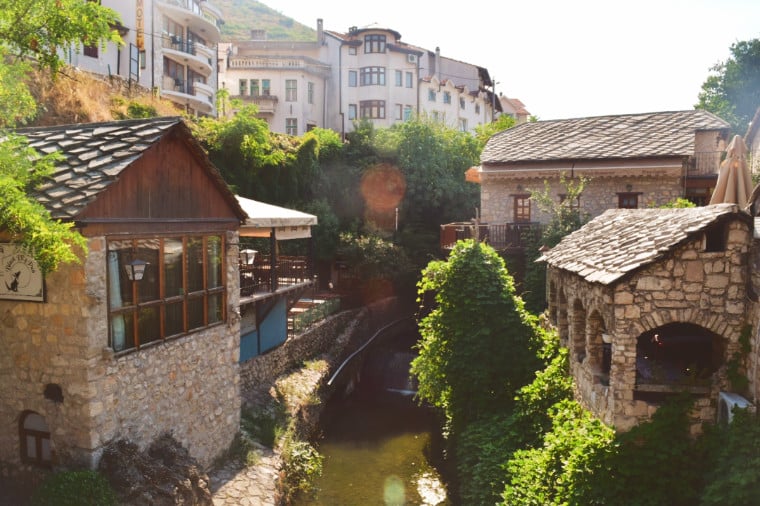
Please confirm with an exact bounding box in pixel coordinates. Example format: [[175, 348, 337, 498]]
[[236, 195, 317, 239]]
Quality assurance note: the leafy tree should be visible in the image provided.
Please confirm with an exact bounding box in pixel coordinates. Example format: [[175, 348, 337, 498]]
[[411, 240, 542, 436], [696, 38, 760, 133], [0, 0, 122, 77], [0, 0, 122, 272], [474, 113, 517, 149]]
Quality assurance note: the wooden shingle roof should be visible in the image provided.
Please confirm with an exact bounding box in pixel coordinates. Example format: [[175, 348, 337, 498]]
[[540, 204, 748, 285], [482, 110, 730, 165], [15, 117, 244, 221]]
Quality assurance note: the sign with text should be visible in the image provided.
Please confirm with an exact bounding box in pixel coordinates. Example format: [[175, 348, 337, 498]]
[[0, 243, 44, 302]]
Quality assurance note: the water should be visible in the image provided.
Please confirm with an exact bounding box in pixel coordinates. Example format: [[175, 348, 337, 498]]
[[299, 332, 450, 505], [304, 392, 449, 505]]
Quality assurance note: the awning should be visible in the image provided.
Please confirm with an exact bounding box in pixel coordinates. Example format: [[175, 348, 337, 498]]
[[236, 195, 318, 239]]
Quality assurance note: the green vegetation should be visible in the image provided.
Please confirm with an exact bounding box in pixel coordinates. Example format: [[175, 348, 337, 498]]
[[31, 470, 116, 506], [214, 0, 317, 41], [697, 37, 760, 134]]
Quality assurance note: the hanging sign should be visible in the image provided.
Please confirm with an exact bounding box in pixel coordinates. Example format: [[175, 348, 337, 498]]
[[0, 244, 44, 302]]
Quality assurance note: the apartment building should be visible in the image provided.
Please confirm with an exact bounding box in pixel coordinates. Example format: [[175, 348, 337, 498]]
[[65, 0, 223, 116], [218, 20, 500, 136]]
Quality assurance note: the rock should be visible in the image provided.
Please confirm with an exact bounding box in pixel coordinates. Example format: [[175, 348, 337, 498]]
[[99, 434, 212, 505]]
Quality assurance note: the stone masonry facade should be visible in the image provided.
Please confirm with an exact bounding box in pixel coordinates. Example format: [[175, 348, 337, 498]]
[[547, 217, 751, 431], [0, 233, 241, 474]]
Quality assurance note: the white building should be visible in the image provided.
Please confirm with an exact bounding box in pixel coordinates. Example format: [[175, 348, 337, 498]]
[[65, 0, 223, 116], [218, 20, 500, 136]]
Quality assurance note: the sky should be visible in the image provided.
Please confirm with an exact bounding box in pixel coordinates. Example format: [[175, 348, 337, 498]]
[[258, 0, 760, 121]]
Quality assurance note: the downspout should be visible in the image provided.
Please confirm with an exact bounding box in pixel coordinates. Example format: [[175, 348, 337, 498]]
[[339, 42, 344, 139], [150, 6, 155, 90]]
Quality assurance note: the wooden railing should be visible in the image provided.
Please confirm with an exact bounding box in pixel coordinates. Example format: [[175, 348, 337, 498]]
[[440, 222, 542, 250], [240, 255, 313, 297]]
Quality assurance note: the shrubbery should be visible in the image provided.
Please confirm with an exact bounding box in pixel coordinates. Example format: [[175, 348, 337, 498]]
[[31, 470, 116, 506]]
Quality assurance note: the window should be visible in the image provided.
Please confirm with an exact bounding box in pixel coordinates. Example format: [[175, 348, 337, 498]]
[[360, 66, 386, 86], [250, 79, 259, 97], [443, 91, 451, 104], [364, 34, 386, 53], [431, 111, 440, 122], [360, 100, 386, 119], [559, 193, 581, 211], [308, 82, 314, 104], [458, 118, 468, 132], [395, 70, 403, 87], [285, 79, 297, 101], [262, 79, 271, 96], [20, 411, 52, 467], [459, 97, 465, 109], [405, 72, 414, 88], [348, 104, 357, 120], [513, 194, 531, 222], [164, 57, 185, 91], [618, 192, 639, 209], [395, 104, 403, 120], [348, 70, 357, 87], [403, 105, 413, 121], [348, 46, 357, 55], [83, 40, 98, 58], [428, 89, 436, 102], [139, 50, 147, 69], [107, 236, 225, 353], [286, 118, 298, 135], [475, 104, 481, 114]]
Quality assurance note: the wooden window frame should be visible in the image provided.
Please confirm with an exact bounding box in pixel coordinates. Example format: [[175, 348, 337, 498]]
[[360, 100, 386, 119], [617, 192, 640, 209], [285, 79, 297, 102], [360, 66, 386, 86], [364, 34, 386, 53], [107, 235, 226, 354], [513, 194, 531, 223], [19, 411, 52, 468]]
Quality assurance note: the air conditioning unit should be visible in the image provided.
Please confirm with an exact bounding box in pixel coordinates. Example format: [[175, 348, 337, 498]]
[[407, 54, 417, 63], [718, 391, 752, 424]]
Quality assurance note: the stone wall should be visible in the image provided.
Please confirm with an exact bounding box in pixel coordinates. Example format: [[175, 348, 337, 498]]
[[0, 232, 242, 473], [548, 218, 752, 430], [240, 296, 405, 393], [481, 171, 682, 225]]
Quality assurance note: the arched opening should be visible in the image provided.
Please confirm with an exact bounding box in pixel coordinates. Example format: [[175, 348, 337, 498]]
[[587, 310, 609, 384], [19, 411, 52, 467], [557, 290, 568, 343], [571, 299, 586, 362], [635, 322, 724, 390]]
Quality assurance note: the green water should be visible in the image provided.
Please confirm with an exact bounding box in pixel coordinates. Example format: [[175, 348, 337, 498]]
[[303, 392, 450, 506]]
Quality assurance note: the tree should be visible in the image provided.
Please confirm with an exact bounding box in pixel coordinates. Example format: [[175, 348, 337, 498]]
[[474, 113, 517, 149], [0, 1, 122, 272], [411, 240, 542, 436], [696, 38, 760, 134]]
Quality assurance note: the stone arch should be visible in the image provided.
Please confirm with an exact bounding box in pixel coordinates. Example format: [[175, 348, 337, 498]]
[[628, 308, 742, 343], [557, 289, 568, 343], [635, 322, 725, 388], [571, 298, 586, 362], [19, 410, 53, 467], [587, 309, 608, 377]]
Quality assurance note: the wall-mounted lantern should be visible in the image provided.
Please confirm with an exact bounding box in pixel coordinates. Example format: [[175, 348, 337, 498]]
[[124, 258, 149, 281]]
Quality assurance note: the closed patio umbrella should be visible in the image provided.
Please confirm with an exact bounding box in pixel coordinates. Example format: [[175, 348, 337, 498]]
[[710, 134, 752, 207]]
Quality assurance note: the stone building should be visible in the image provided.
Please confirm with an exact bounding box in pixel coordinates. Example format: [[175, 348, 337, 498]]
[[540, 204, 753, 430], [0, 117, 246, 475], [477, 110, 731, 227]]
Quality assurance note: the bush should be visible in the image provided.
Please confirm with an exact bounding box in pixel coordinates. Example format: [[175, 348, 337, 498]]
[[279, 438, 323, 502], [31, 470, 116, 506]]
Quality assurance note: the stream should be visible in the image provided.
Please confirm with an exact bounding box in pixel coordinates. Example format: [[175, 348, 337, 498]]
[[296, 331, 450, 505]]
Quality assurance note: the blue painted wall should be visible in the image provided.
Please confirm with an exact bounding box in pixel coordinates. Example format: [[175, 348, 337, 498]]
[[240, 297, 288, 362]]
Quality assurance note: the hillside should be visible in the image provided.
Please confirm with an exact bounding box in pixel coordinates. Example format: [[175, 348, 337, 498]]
[[214, 0, 317, 41]]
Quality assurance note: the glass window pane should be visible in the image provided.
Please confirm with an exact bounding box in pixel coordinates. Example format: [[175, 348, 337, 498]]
[[187, 237, 204, 292], [138, 307, 160, 345], [41, 438, 51, 461], [108, 241, 133, 308], [165, 301, 184, 336], [207, 293, 222, 324], [26, 436, 36, 459], [188, 297, 204, 329], [206, 236, 222, 288], [110, 313, 134, 351], [164, 238, 184, 297], [136, 240, 160, 303]]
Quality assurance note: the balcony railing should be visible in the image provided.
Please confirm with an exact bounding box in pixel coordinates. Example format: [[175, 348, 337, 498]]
[[240, 255, 313, 298], [688, 151, 724, 177], [440, 222, 541, 250]]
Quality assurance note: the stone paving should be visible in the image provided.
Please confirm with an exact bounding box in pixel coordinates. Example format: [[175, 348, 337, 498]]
[[209, 441, 281, 506]]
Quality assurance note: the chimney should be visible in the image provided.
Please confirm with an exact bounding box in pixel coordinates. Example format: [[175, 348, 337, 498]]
[[435, 47, 441, 81], [317, 19, 324, 44]]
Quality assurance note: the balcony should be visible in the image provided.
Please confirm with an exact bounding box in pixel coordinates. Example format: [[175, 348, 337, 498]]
[[239, 255, 314, 300], [158, 0, 221, 42], [161, 75, 214, 115], [236, 94, 278, 114], [440, 222, 541, 250], [228, 56, 332, 79], [162, 36, 214, 77], [688, 151, 723, 177]]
